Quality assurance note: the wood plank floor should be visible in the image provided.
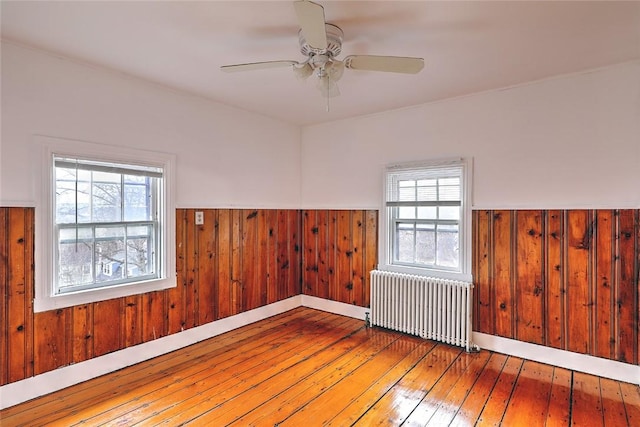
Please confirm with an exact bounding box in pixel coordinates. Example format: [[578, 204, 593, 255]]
[[1, 307, 639, 426]]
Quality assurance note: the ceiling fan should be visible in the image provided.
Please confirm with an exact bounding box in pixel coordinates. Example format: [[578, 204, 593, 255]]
[[221, 0, 425, 99]]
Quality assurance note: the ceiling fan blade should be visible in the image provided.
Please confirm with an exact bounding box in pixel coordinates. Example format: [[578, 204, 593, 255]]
[[344, 55, 425, 74], [294, 0, 327, 50], [221, 60, 298, 73]]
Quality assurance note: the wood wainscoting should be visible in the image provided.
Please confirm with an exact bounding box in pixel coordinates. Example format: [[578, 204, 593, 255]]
[[301, 210, 378, 307], [3, 206, 638, 389], [0, 207, 301, 386], [473, 210, 639, 365], [1, 308, 638, 426]]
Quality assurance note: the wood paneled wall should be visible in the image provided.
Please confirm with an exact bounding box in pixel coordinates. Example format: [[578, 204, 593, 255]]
[[473, 210, 639, 365], [4, 206, 638, 386], [0, 207, 301, 386], [301, 210, 378, 307]]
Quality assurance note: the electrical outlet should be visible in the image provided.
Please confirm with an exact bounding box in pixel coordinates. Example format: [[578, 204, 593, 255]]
[[195, 211, 204, 225]]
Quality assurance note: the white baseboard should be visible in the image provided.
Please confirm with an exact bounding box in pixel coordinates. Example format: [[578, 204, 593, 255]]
[[301, 295, 369, 320], [0, 295, 302, 410], [2, 297, 637, 410], [473, 332, 640, 385]]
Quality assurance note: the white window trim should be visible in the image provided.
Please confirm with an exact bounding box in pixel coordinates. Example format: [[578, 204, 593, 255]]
[[34, 135, 176, 312], [378, 157, 473, 282]]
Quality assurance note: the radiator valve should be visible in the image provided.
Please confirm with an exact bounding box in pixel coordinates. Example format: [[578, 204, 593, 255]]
[[365, 312, 370, 328]]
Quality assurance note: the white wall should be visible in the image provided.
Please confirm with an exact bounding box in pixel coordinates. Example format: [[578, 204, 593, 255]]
[[4, 42, 637, 211], [300, 61, 640, 210], [0, 41, 301, 208]]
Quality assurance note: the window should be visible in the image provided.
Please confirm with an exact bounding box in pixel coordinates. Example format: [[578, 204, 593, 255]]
[[35, 136, 175, 312], [382, 158, 471, 281], [55, 157, 161, 293]]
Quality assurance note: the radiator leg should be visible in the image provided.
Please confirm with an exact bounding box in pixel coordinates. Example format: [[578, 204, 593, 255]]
[[466, 343, 481, 353]]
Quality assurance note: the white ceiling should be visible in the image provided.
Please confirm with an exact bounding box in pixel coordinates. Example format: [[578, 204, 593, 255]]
[[2, 1, 639, 126]]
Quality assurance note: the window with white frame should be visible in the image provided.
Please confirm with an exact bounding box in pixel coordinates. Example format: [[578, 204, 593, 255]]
[[383, 159, 471, 280], [35, 136, 176, 312], [54, 157, 162, 293]]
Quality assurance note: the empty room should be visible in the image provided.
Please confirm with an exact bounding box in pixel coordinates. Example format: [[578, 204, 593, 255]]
[[0, 1, 639, 425]]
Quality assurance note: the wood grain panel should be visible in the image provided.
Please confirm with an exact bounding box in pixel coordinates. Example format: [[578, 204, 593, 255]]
[[474, 209, 639, 365], [617, 210, 637, 364], [71, 304, 92, 363], [242, 209, 259, 311], [473, 210, 493, 335], [142, 290, 166, 342], [566, 210, 592, 354], [515, 210, 544, 344], [545, 210, 565, 349], [351, 210, 365, 307], [595, 210, 615, 359], [93, 299, 122, 357], [289, 210, 302, 298], [123, 295, 142, 347], [327, 210, 338, 301], [183, 208, 197, 330], [336, 210, 353, 305], [493, 210, 514, 337], [277, 210, 290, 300], [303, 210, 319, 296], [6, 208, 34, 382], [217, 209, 232, 319], [363, 210, 378, 307], [316, 210, 330, 300], [254, 209, 265, 306], [266, 210, 278, 304], [22, 208, 35, 380], [33, 308, 69, 376], [169, 211, 187, 334], [197, 209, 217, 324], [301, 210, 378, 307], [231, 209, 242, 316]]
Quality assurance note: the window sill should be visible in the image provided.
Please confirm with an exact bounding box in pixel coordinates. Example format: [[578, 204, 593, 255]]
[[33, 276, 176, 313]]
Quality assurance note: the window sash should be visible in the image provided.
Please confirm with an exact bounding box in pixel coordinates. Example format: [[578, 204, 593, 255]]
[[390, 216, 461, 270], [386, 165, 463, 203], [55, 221, 159, 294], [55, 158, 163, 178], [54, 155, 161, 294]]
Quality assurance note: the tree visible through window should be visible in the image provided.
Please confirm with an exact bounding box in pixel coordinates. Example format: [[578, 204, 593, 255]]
[[385, 160, 467, 275], [54, 157, 162, 293]]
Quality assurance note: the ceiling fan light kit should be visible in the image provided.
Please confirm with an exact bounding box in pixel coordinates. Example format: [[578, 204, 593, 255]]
[[221, 0, 425, 102]]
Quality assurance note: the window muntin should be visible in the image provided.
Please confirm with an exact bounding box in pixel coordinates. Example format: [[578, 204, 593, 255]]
[[385, 161, 467, 275], [54, 157, 162, 294]]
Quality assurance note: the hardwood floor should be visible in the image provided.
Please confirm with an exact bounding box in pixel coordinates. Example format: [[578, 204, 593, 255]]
[[1, 307, 638, 426]]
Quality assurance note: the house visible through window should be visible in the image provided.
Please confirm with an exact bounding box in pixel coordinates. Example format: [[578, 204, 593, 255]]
[[383, 159, 470, 279], [54, 157, 162, 293]]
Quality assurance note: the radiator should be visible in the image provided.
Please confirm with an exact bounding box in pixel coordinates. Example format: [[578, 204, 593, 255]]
[[370, 270, 476, 352]]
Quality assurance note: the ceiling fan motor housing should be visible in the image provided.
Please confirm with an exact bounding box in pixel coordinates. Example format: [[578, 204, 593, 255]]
[[299, 23, 343, 57]]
